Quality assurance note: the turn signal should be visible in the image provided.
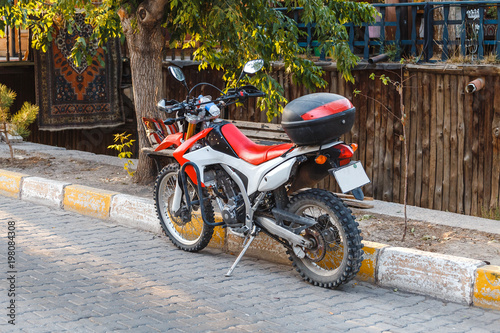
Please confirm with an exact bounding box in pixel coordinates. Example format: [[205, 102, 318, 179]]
[[315, 155, 327, 164], [350, 143, 358, 152]]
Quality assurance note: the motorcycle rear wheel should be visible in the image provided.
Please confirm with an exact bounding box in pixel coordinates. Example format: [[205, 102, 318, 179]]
[[154, 164, 214, 252], [286, 189, 363, 288]]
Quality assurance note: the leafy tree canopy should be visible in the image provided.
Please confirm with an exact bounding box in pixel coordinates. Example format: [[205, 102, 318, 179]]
[[1, 0, 375, 120]]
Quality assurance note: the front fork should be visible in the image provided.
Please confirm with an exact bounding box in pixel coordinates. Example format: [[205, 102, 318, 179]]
[[172, 162, 224, 227]]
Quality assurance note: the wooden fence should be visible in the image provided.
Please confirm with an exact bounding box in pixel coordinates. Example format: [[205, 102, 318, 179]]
[[163, 61, 500, 217], [10, 60, 498, 217]]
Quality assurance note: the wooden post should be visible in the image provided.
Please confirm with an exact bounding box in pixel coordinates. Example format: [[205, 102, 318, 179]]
[[482, 76, 493, 212], [428, 73, 437, 209], [364, 71, 375, 197], [442, 74, 451, 212], [414, 71, 423, 207], [457, 75, 466, 214], [433, 74, 444, 211], [464, 75, 473, 215], [421, 72, 431, 208], [491, 76, 500, 210], [449, 74, 459, 213]]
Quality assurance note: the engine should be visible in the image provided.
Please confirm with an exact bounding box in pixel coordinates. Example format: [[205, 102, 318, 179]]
[[205, 167, 245, 226]]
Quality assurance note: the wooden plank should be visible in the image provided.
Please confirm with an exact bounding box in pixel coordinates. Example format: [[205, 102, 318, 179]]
[[377, 75, 387, 202], [284, 70, 290, 106], [471, 84, 481, 216], [433, 74, 444, 211], [449, 74, 458, 213], [457, 75, 465, 214], [442, 74, 451, 212], [372, 73, 382, 199], [428, 73, 437, 209], [229, 120, 284, 131], [355, 71, 368, 196], [482, 75, 493, 212], [421, 72, 431, 208], [408, 70, 419, 207], [464, 75, 473, 215], [414, 71, 423, 207], [394, 70, 406, 204], [324, 69, 339, 193], [141, 147, 174, 157], [386, 77, 396, 203], [239, 130, 290, 143], [363, 71, 375, 198], [335, 193, 374, 201], [491, 76, 500, 210], [343, 200, 374, 209], [476, 84, 485, 214]]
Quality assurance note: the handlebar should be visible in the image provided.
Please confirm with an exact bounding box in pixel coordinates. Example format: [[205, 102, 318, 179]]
[[158, 85, 265, 117]]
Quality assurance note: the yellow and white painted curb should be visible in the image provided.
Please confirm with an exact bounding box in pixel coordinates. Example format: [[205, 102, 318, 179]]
[[357, 241, 389, 283], [0, 168, 499, 310], [22, 177, 70, 208], [0, 170, 28, 199], [110, 194, 162, 234], [63, 185, 117, 219], [473, 265, 500, 310], [377, 247, 485, 304]]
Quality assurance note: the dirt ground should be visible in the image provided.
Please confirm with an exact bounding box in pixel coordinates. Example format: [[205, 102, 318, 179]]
[[1, 152, 499, 266]]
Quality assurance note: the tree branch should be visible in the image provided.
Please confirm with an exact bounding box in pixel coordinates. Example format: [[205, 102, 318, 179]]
[[137, 0, 169, 27]]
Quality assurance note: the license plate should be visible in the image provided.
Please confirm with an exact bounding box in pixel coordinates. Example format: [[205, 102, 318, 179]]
[[329, 161, 370, 194]]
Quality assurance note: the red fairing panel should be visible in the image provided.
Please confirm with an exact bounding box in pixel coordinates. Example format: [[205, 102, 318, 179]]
[[172, 128, 213, 186], [221, 124, 293, 165], [300, 99, 354, 121], [154, 132, 184, 152]]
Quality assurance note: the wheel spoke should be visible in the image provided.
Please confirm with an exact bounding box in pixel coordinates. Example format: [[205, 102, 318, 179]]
[[154, 164, 215, 252], [286, 190, 363, 288]]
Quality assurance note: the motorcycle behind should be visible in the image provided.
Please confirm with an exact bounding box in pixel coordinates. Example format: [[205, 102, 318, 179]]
[[153, 60, 370, 288]]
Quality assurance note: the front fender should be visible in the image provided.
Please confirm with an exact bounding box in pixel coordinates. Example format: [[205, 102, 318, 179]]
[[154, 132, 184, 152]]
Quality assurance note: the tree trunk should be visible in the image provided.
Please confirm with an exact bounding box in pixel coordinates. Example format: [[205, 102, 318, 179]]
[[119, 0, 168, 184]]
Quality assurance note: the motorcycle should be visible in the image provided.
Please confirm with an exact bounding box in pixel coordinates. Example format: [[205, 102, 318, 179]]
[[153, 60, 370, 288]]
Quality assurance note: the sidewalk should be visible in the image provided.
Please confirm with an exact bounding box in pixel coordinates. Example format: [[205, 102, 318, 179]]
[[2, 196, 499, 331], [0, 142, 499, 310]]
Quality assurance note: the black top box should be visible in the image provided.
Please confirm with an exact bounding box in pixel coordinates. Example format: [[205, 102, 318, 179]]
[[281, 93, 356, 146]]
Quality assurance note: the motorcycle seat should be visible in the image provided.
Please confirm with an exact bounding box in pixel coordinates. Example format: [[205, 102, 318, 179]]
[[221, 123, 293, 165]]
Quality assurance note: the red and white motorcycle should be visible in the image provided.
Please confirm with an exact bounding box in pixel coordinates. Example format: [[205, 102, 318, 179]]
[[154, 60, 370, 288]]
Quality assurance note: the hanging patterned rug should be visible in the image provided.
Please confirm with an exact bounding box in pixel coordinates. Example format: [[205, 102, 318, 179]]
[[35, 14, 125, 130]]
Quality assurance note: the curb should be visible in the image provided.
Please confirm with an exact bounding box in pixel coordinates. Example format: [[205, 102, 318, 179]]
[[1, 168, 499, 310]]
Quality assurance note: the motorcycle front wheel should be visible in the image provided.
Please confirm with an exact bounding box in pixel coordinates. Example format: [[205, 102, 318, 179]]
[[154, 164, 215, 252], [286, 189, 364, 288]]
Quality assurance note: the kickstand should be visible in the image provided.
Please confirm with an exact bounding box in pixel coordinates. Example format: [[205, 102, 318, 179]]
[[225, 227, 259, 277]]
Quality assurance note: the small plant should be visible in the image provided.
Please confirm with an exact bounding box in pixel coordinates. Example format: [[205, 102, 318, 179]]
[[0, 84, 39, 160], [108, 132, 136, 176], [486, 6, 498, 19], [381, 43, 400, 61]]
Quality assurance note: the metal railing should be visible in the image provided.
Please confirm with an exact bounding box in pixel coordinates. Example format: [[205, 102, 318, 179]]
[[5, 2, 500, 63], [365, 1, 500, 61], [280, 2, 500, 62]]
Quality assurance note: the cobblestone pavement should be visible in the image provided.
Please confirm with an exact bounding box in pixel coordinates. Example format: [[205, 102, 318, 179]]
[[1, 196, 499, 333]]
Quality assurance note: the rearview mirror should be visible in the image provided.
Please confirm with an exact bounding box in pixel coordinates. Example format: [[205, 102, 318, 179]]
[[168, 66, 186, 82], [243, 59, 264, 74]]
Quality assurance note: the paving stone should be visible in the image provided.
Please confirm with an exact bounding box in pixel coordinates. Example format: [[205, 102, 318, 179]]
[[1, 195, 499, 332]]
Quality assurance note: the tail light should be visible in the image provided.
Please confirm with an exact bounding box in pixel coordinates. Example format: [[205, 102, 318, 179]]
[[334, 143, 354, 166]]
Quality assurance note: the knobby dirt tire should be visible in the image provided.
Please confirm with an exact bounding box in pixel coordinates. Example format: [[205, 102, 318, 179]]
[[286, 189, 364, 289], [154, 164, 214, 252]]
